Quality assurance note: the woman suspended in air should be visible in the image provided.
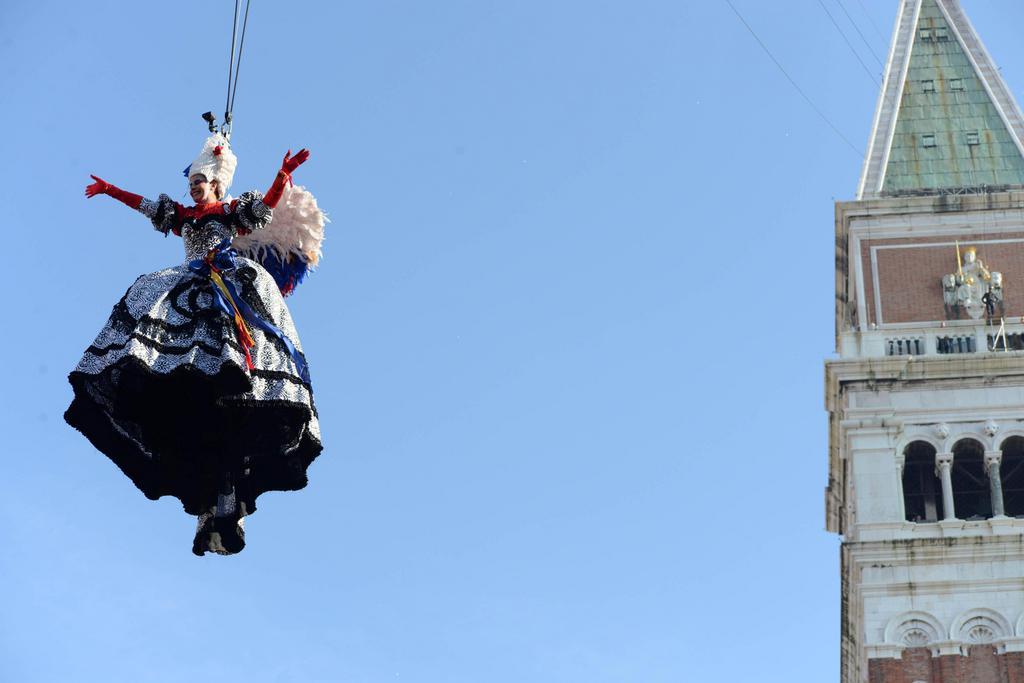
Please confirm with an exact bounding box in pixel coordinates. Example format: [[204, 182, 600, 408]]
[[65, 129, 327, 556]]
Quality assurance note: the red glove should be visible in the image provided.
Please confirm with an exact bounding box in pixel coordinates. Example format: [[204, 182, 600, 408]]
[[85, 175, 112, 198], [265, 149, 310, 208], [85, 175, 143, 210], [282, 149, 310, 177]]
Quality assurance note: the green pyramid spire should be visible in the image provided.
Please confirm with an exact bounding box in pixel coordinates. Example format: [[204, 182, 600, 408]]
[[859, 0, 1024, 198]]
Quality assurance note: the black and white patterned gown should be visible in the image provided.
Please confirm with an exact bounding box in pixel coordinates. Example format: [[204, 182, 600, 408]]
[[64, 191, 322, 555]]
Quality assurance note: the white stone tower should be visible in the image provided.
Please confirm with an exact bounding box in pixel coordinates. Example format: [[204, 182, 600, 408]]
[[827, 1, 1024, 681]]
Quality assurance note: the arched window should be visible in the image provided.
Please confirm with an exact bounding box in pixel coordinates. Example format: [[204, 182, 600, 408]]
[[903, 441, 942, 522], [952, 439, 991, 520], [1001, 437, 1024, 517]]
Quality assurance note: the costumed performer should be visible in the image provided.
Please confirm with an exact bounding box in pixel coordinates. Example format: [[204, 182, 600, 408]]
[[65, 132, 327, 556]]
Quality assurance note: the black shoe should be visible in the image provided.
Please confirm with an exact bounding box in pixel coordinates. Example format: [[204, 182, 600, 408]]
[[192, 510, 245, 556], [214, 514, 246, 554]]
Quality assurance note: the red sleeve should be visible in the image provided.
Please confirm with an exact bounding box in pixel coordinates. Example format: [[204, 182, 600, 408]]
[[264, 170, 289, 209], [107, 184, 143, 210]]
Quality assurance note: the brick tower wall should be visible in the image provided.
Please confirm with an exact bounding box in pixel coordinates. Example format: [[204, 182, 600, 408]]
[[869, 647, 1024, 683]]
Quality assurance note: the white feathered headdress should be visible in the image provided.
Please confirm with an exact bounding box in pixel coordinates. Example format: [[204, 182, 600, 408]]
[[186, 133, 237, 194]]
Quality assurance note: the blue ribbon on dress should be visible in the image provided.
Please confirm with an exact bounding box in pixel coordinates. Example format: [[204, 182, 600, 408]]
[[188, 239, 311, 386]]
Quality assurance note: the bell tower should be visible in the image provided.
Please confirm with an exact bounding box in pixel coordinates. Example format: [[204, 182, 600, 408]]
[[827, 1, 1024, 681]]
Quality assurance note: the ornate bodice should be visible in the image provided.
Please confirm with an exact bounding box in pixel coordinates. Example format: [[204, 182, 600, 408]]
[[182, 219, 236, 261], [138, 191, 272, 262]]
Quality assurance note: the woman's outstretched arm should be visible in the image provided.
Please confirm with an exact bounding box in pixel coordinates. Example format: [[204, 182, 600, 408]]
[[86, 175, 183, 236], [85, 175, 144, 210], [263, 149, 309, 208]]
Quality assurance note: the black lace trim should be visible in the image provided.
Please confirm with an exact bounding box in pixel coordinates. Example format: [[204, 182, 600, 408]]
[[66, 354, 322, 516], [85, 330, 243, 359], [151, 194, 178, 235], [83, 331, 309, 393], [235, 191, 271, 233], [84, 336, 312, 391], [251, 371, 315, 397], [237, 378, 319, 416], [179, 210, 233, 235]]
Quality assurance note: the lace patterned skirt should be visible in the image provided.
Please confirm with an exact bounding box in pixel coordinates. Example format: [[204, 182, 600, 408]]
[[65, 257, 322, 522]]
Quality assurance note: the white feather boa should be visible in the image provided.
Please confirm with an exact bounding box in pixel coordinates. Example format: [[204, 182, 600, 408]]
[[233, 184, 327, 267]]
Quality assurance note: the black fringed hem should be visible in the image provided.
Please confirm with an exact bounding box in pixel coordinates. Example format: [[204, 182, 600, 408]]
[[65, 355, 322, 516]]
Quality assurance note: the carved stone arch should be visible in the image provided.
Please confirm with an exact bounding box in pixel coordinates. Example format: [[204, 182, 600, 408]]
[[998, 431, 1024, 451], [1016, 612, 1024, 637], [951, 608, 1012, 644], [885, 611, 944, 647], [896, 434, 942, 460], [949, 433, 993, 453]]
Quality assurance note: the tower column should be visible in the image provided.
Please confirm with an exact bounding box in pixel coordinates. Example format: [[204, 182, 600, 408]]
[[986, 450, 1006, 517], [895, 455, 907, 521], [937, 452, 956, 520]]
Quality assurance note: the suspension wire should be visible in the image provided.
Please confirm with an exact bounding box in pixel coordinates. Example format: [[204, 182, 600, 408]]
[[224, 0, 240, 134], [816, 0, 880, 87], [852, 0, 888, 44], [227, 0, 252, 127], [834, 0, 885, 69], [724, 0, 863, 158], [220, 0, 251, 140]]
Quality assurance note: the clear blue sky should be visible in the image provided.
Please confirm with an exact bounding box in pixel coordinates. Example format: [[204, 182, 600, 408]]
[[3, 2, 1024, 681]]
